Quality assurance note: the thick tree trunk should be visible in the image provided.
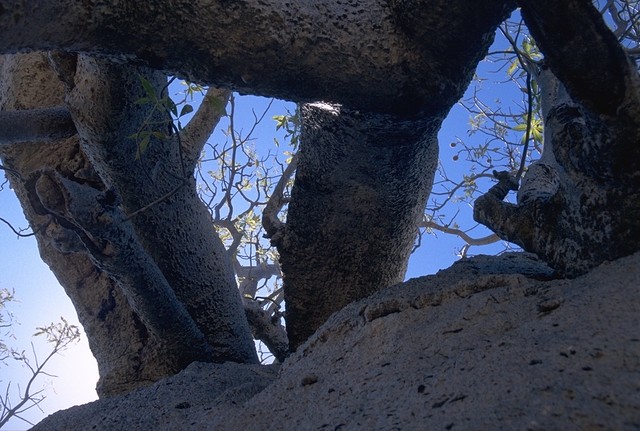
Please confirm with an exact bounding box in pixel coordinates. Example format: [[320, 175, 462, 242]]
[[1, 0, 519, 364], [0, 52, 257, 396], [66, 56, 257, 364], [474, 1, 640, 276], [0, 54, 179, 396], [270, 106, 440, 349]]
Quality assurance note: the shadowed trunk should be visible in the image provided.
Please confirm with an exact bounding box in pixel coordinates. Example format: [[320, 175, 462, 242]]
[[270, 105, 440, 349]]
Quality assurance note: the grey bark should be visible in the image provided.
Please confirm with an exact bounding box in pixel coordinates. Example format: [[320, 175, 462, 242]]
[[0, 107, 75, 145], [4, 0, 636, 387], [261, 0, 514, 347], [267, 104, 440, 349], [0, 52, 257, 397], [0, 0, 514, 115], [33, 172, 215, 365], [0, 53, 180, 396], [66, 56, 257, 364], [1, 0, 516, 352], [474, 1, 640, 276], [242, 299, 288, 363]]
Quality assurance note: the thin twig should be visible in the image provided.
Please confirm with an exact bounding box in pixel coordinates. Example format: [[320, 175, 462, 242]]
[[0, 217, 36, 237], [420, 218, 500, 246], [123, 182, 186, 221]]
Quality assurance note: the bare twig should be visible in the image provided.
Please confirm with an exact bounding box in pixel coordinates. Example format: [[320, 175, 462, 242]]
[[262, 153, 298, 240], [123, 182, 186, 221], [0, 217, 36, 237], [420, 217, 500, 247]]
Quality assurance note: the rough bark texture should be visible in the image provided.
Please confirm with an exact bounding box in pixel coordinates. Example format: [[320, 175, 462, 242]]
[[31, 252, 640, 430], [0, 52, 257, 396], [0, 53, 178, 396], [4, 0, 638, 406], [0, 106, 75, 144], [0, 0, 514, 115], [270, 105, 439, 349], [475, 1, 640, 276], [66, 56, 257, 364], [0, 0, 517, 354], [266, 0, 513, 347]]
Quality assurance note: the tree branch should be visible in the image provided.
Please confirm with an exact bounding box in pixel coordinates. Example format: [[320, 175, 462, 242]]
[[180, 88, 231, 168], [518, 0, 638, 116], [34, 172, 216, 367], [243, 298, 288, 363], [0, 0, 513, 115], [0, 107, 75, 146], [420, 218, 500, 247], [262, 153, 297, 245]]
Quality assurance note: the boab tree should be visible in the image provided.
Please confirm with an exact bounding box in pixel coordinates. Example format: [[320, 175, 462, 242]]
[[0, 0, 637, 397], [475, 0, 640, 277]]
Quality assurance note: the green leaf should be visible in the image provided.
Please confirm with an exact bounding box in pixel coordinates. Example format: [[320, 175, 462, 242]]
[[163, 97, 178, 117], [151, 131, 166, 140], [134, 97, 151, 106], [137, 133, 151, 159], [506, 59, 519, 77], [513, 123, 528, 132], [139, 76, 157, 100], [273, 115, 287, 131], [180, 104, 194, 117]]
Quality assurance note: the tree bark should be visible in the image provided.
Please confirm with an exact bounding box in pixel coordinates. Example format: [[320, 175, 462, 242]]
[[16, 0, 635, 370], [0, 53, 180, 396], [0, 52, 257, 397], [269, 105, 440, 349], [1, 0, 514, 352], [474, 1, 640, 276], [0, 107, 75, 145], [0, 0, 514, 115], [66, 56, 258, 364]]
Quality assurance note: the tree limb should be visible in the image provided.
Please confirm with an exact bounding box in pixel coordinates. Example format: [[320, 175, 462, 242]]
[[0, 107, 75, 145], [34, 172, 216, 367], [262, 153, 297, 246], [420, 218, 500, 247], [243, 298, 288, 363], [180, 88, 231, 168], [0, 0, 513, 115], [518, 0, 638, 116]]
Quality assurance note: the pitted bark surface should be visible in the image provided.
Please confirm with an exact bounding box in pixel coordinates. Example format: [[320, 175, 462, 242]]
[[33, 252, 640, 430]]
